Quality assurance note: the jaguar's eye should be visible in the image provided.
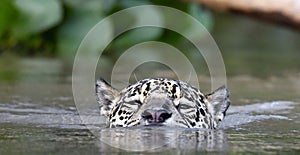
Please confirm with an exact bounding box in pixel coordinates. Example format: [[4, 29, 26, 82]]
[[178, 104, 193, 110], [126, 100, 142, 106], [135, 100, 142, 106]]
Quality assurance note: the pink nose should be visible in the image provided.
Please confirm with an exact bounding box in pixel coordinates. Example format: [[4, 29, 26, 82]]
[[142, 109, 172, 123]]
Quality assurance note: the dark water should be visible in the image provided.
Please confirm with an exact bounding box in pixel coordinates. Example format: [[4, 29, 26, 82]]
[[0, 57, 299, 154]]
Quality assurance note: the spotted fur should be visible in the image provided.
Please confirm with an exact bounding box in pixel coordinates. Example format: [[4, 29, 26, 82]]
[[96, 78, 230, 129]]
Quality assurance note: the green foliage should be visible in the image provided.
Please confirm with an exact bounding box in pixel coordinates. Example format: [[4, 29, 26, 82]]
[[0, 0, 214, 59], [56, 0, 106, 60], [13, 0, 62, 38], [112, 1, 164, 51], [0, 0, 18, 37], [188, 3, 213, 31]]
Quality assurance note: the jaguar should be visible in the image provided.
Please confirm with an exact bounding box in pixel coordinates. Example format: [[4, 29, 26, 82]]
[[96, 77, 230, 129]]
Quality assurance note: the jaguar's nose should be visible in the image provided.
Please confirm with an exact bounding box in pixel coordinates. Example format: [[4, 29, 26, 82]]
[[142, 109, 172, 123]]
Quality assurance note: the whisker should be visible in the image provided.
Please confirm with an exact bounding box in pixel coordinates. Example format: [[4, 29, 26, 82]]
[[133, 73, 138, 82], [187, 70, 192, 83]]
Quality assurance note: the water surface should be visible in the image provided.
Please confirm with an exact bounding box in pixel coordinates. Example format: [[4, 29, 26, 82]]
[[0, 58, 299, 154]]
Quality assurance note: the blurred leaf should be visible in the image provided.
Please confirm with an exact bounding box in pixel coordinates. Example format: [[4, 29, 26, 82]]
[[114, 27, 163, 49], [119, 0, 151, 7], [113, 2, 163, 49], [188, 3, 213, 31], [57, 14, 103, 61], [63, 0, 107, 13], [12, 0, 62, 38], [0, 0, 18, 37], [179, 3, 214, 42], [101, 0, 117, 13], [57, 0, 106, 61]]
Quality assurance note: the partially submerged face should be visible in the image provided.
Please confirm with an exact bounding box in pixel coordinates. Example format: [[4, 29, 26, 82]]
[[96, 78, 230, 129]]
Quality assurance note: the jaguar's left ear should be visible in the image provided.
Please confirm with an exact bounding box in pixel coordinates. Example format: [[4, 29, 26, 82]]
[[205, 85, 230, 128], [96, 78, 120, 117]]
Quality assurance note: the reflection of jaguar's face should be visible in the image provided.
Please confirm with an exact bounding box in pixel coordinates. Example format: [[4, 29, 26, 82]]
[[96, 78, 230, 129]]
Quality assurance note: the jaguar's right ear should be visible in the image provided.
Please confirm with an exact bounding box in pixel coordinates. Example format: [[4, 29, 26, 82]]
[[205, 85, 230, 128], [95, 78, 120, 117]]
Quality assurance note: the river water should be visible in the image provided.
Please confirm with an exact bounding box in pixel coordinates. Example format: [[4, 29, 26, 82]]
[[0, 57, 299, 154]]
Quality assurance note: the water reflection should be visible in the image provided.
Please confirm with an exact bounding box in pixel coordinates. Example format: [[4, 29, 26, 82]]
[[93, 127, 228, 152]]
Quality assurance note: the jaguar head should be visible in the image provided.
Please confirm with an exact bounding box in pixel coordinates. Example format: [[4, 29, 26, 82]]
[[95, 78, 230, 129]]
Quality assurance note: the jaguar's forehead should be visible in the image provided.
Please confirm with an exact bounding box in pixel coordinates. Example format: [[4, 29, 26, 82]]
[[120, 78, 182, 103]]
